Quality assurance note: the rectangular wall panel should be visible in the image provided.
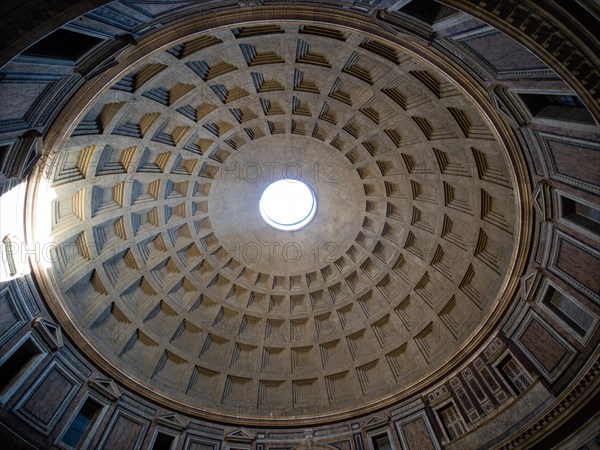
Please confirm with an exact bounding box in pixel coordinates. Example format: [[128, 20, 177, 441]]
[[97, 408, 150, 450], [395, 411, 440, 450], [0, 282, 29, 346], [183, 434, 220, 450], [513, 311, 576, 382], [540, 133, 600, 194], [13, 358, 84, 435], [549, 231, 600, 302]]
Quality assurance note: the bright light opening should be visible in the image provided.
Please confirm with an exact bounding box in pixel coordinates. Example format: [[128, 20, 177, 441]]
[[259, 179, 316, 231]]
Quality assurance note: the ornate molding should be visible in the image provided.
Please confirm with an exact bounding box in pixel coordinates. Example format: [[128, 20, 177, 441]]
[[496, 350, 600, 449], [441, 0, 599, 122]]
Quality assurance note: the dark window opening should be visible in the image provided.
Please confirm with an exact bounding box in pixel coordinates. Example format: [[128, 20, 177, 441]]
[[61, 397, 103, 448], [543, 286, 594, 337], [561, 196, 600, 236], [371, 433, 392, 450], [400, 0, 458, 24], [0, 338, 42, 394], [519, 93, 595, 124], [151, 432, 175, 450], [23, 29, 102, 61]]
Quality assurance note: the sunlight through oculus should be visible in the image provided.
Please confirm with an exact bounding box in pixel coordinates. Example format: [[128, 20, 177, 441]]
[[259, 179, 317, 231]]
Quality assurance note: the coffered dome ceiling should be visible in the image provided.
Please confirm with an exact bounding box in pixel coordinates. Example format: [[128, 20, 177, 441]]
[[29, 21, 526, 422]]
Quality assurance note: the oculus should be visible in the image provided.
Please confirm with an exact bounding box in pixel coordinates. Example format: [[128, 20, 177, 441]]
[[259, 179, 317, 231]]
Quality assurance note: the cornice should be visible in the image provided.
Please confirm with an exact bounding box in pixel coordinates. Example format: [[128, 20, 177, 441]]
[[495, 347, 600, 449]]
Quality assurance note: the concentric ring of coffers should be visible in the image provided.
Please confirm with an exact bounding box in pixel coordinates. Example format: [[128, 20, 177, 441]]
[[31, 22, 518, 419]]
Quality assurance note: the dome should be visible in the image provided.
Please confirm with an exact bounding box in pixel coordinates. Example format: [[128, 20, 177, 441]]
[[28, 22, 524, 422]]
